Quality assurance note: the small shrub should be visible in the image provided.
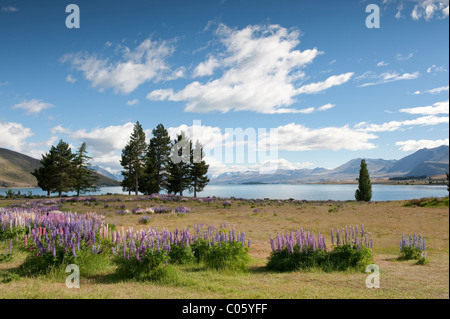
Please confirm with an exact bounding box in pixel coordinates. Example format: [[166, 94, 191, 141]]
[[204, 241, 250, 271], [399, 233, 428, 263]]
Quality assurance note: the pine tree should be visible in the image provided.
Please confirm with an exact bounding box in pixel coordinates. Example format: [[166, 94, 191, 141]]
[[355, 158, 372, 201], [166, 131, 192, 196], [32, 150, 58, 197], [190, 140, 209, 197], [120, 143, 134, 195], [73, 142, 99, 196], [120, 122, 147, 195], [52, 140, 77, 197], [140, 123, 171, 195], [32, 140, 77, 197]]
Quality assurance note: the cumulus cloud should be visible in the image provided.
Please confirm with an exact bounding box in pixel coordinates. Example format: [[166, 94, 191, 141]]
[[400, 100, 449, 115], [261, 123, 378, 151], [0, 121, 33, 152], [12, 99, 54, 115], [61, 38, 179, 94], [148, 23, 350, 114], [358, 71, 419, 87], [53, 122, 151, 170], [396, 138, 449, 151]]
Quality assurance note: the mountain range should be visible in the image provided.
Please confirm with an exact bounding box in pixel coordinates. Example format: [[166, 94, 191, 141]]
[[0, 148, 120, 188], [210, 145, 449, 184], [0, 145, 448, 188]]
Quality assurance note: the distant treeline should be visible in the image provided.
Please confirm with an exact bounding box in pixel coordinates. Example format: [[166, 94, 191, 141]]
[[388, 175, 428, 181]]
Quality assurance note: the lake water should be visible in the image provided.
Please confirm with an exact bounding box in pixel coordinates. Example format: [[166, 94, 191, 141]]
[[2, 184, 448, 201]]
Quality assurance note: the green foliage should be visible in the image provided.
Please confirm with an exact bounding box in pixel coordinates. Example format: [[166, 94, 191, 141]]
[[267, 244, 373, 272], [73, 142, 99, 196], [120, 121, 147, 195], [403, 197, 449, 207], [166, 131, 192, 196], [416, 257, 430, 265], [355, 159, 372, 202], [112, 249, 170, 281], [399, 245, 422, 260], [203, 241, 250, 271], [31, 139, 100, 197], [190, 140, 210, 197], [0, 252, 12, 263], [168, 245, 196, 265], [267, 246, 328, 272], [140, 123, 171, 195], [329, 244, 373, 271], [190, 239, 211, 263], [0, 226, 26, 241]]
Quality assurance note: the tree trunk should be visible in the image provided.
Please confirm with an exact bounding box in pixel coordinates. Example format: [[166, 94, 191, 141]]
[[59, 191, 62, 197], [47, 190, 50, 197], [135, 172, 139, 196]]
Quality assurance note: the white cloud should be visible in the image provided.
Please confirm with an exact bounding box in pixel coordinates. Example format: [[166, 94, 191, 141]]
[[355, 115, 449, 132], [318, 103, 335, 111], [0, 81, 8, 87], [400, 100, 449, 115], [61, 37, 178, 94], [427, 64, 448, 73], [0, 121, 33, 152], [396, 138, 449, 151], [51, 125, 72, 135], [426, 85, 449, 94], [126, 99, 139, 106], [51, 122, 151, 170], [261, 123, 378, 151], [12, 99, 54, 115], [193, 56, 221, 77], [358, 71, 419, 87], [1, 6, 18, 12], [148, 24, 350, 114], [413, 85, 449, 95], [296, 72, 354, 94], [377, 61, 389, 67], [395, 53, 414, 61], [167, 123, 226, 151], [395, 3, 404, 18], [66, 74, 77, 83], [411, 0, 449, 20]]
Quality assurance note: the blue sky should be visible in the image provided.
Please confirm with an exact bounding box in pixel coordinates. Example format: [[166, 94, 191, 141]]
[[0, 0, 448, 176]]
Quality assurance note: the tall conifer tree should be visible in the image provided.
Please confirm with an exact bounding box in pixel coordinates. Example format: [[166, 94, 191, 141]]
[[355, 159, 372, 201]]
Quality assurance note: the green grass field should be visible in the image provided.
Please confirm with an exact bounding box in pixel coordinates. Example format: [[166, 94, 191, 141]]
[[0, 195, 448, 299]]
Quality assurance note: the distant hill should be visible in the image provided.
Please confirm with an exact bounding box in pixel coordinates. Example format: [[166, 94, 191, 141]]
[[91, 165, 123, 181], [0, 148, 120, 188], [211, 145, 449, 184], [386, 145, 449, 174]]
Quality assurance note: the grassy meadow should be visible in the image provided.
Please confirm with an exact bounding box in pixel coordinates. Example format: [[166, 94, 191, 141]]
[[0, 195, 448, 299]]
